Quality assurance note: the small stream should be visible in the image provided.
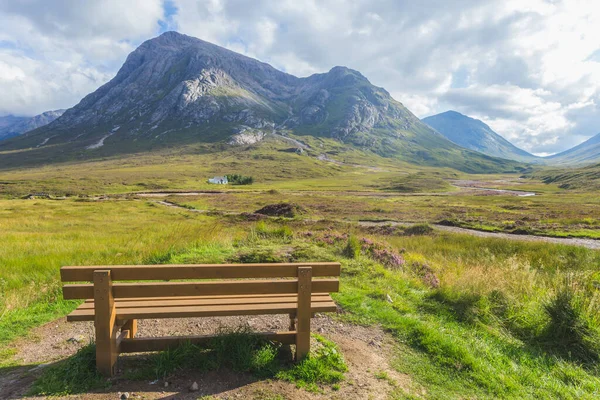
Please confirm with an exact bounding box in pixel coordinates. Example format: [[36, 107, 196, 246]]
[[452, 185, 536, 197]]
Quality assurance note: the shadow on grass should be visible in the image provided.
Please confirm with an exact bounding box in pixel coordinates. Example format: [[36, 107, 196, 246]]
[[23, 329, 346, 398], [0, 363, 57, 400]]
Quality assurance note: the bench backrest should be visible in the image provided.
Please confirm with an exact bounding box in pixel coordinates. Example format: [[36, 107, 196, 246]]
[[60, 262, 341, 300]]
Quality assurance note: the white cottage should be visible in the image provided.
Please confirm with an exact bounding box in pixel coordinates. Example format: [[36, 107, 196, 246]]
[[208, 176, 228, 184]]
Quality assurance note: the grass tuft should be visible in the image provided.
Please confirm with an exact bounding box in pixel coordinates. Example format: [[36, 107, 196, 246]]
[[342, 235, 361, 259], [538, 283, 600, 363], [277, 335, 347, 392]]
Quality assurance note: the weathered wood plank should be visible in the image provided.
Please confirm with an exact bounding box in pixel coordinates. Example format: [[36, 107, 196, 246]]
[[296, 267, 312, 361], [77, 294, 333, 310], [84, 293, 332, 303], [119, 331, 297, 353], [93, 270, 118, 377], [61, 262, 341, 282], [66, 301, 337, 322], [63, 279, 339, 300]]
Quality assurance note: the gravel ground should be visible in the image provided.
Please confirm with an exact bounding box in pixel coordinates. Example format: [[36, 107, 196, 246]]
[[359, 220, 600, 250]]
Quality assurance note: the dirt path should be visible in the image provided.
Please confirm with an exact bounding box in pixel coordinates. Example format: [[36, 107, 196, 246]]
[[359, 220, 600, 250], [0, 314, 409, 400]]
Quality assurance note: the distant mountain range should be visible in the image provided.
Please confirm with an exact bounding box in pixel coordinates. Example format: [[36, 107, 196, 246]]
[[544, 133, 600, 165], [0, 109, 65, 141], [422, 111, 540, 163], [423, 111, 600, 165], [0, 31, 522, 173]]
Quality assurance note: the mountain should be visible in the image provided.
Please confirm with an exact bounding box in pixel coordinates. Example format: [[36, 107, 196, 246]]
[[0, 32, 522, 173], [0, 109, 65, 141], [545, 133, 600, 165], [422, 111, 539, 163]]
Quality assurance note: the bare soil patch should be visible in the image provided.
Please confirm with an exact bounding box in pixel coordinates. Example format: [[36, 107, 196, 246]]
[[255, 203, 307, 218]]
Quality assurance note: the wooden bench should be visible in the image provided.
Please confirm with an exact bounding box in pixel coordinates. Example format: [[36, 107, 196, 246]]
[[60, 262, 341, 376]]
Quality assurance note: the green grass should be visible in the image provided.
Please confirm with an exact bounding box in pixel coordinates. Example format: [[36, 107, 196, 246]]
[[0, 290, 79, 348], [528, 162, 600, 191], [277, 335, 347, 391], [0, 198, 237, 357], [130, 221, 600, 398]]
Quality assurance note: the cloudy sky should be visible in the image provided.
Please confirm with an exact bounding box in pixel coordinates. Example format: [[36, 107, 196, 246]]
[[1, 0, 599, 155]]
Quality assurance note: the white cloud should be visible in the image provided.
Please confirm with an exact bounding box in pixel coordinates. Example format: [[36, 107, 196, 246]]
[[0, 0, 164, 115], [0, 0, 599, 153]]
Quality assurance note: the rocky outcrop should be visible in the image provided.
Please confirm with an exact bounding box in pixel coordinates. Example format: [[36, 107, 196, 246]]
[[228, 128, 267, 145]]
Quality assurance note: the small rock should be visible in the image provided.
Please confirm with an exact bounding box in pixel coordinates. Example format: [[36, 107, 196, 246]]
[[189, 381, 199, 392], [317, 327, 325, 333], [119, 392, 130, 400], [164, 381, 169, 388], [67, 335, 86, 344], [386, 294, 393, 303]]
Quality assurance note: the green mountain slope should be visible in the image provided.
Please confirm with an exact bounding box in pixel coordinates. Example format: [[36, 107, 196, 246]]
[[529, 162, 600, 190], [422, 111, 539, 163], [545, 133, 600, 165]]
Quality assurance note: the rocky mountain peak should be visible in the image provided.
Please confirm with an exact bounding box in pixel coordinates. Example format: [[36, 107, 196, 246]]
[[1, 32, 523, 173]]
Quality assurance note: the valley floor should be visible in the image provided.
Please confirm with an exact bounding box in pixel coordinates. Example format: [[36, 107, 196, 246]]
[[1, 146, 600, 399]]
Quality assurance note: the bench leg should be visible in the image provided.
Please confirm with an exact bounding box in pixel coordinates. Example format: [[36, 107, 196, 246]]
[[289, 313, 296, 331], [296, 267, 312, 361], [122, 319, 137, 339], [94, 270, 118, 376]]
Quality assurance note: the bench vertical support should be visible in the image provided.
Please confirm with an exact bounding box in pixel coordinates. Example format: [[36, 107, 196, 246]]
[[289, 313, 296, 331], [94, 270, 118, 376], [296, 266, 312, 361], [122, 319, 138, 339]]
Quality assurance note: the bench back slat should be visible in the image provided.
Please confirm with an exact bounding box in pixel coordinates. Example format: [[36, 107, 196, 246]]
[[63, 279, 339, 300], [61, 262, 341, 282]]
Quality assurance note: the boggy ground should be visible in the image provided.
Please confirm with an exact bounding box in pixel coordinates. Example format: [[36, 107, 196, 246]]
[[1, 314, 408, 400]]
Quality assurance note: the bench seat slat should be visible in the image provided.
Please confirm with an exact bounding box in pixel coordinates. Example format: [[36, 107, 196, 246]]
[[67, 298, 337, 322], [61, 262, 341, 281], [117, 301, 337, 320], [63, 279, 339, 300], [84, 293, 326, 303], [78, 294, 333, 309]]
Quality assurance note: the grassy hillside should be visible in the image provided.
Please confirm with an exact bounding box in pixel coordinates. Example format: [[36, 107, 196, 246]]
[[529, 163, 600, 190], [546, 133, 600, 165]]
